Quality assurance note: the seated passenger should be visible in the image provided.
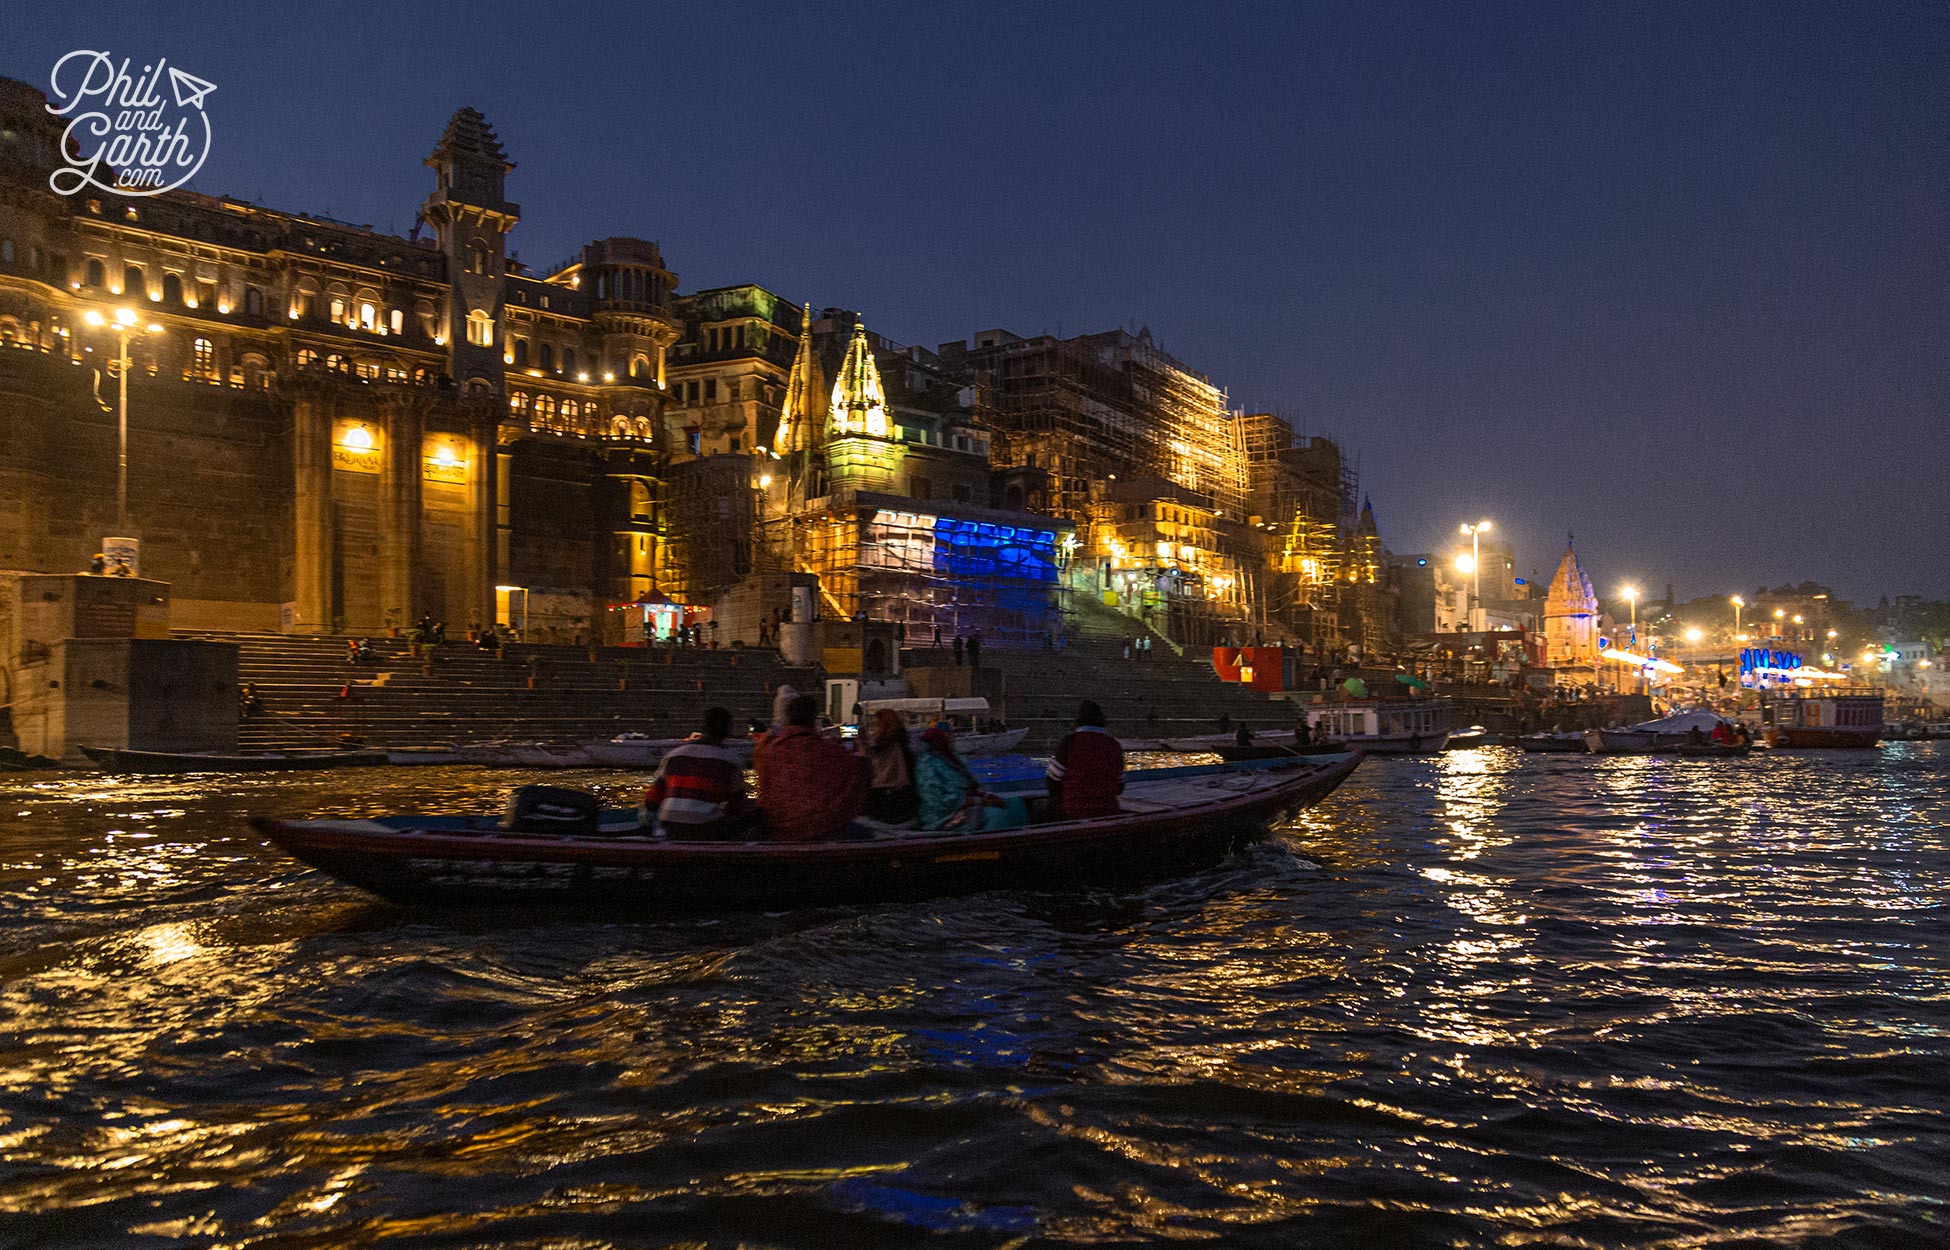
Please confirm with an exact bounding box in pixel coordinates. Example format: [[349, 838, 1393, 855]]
[[756, 693, 867, 841], [863, 709, 921, 823], [916, 723, 1027, 832], [1710, 720, 1732, 744], [644, 706, 759, 841], [1046, 699, 1125, 819]]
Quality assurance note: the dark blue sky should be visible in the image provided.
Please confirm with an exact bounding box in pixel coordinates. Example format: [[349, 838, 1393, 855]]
[[14, 3, 1948, 603]]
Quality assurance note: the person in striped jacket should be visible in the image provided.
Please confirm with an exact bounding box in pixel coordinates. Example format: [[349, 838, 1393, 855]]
[[645, 707, 759, 840]]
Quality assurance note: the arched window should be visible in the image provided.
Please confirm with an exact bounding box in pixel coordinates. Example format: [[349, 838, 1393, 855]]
[[244, 286, 263, 316], [562, 399, 580, 431], [536, 395, 557, 430], [630, 481, 651, 521], [630, 354, 648, 379], [465, 309, 493, 347], [191, 337, 215, 378], [467, 242, 490, 275], [122, 264, 145, 298], [162, 273, 183, 304], [611, 416, 630, 439], [85, 258, 105, 288], [512, 338, 528, 367], [540, 343, 555, 371], [297, 348, 319, 369], [358, 301, 376, 330], [239, 353, 271, 389], [389, 308, 403, 334], [562, 347, 575, 374], [634, 417, 653, 441], [329, 296, 345, 322], [325, 353, 349, 373]]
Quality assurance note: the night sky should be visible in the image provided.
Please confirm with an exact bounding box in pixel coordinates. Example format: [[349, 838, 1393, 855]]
[[12, 3, 1947, 604]]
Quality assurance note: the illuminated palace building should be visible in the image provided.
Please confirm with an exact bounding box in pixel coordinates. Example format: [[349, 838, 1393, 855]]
[[0, 78, 1389, 650]]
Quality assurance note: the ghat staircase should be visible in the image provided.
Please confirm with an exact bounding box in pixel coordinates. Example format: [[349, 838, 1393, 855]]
[[189, 633, 809, 752]]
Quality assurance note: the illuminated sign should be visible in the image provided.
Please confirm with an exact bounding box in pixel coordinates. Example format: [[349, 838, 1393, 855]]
[[333, 422, 381, 473], [423, 441, 468, 484]]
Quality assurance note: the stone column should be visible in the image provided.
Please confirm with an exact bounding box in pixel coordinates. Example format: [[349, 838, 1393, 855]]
[[379, 397, 424, 628], [460, 403, 498, 632], [291, 392, 335, 633]]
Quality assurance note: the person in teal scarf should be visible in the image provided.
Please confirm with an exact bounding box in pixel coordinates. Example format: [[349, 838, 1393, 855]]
[[916, 722, 1029, 832]]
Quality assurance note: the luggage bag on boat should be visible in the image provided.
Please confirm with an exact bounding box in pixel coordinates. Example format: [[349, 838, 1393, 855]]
[[503, 785, 600, 835]]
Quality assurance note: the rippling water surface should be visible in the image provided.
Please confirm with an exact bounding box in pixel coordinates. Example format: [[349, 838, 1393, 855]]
[[2, 745, 1946, 1248]]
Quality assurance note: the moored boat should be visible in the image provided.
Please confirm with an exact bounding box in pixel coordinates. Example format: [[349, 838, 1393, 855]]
[[251, 752, 1364, 910], [1516, 731, 1588, 753], [1582, 709, 1735, 755], [1444, 726, 1489, 750], [81, 745, 389, 773], [1305, 698, 1452, 754], [1757, 688, 1885, 749]]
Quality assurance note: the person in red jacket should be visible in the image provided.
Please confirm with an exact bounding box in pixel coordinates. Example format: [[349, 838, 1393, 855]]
[[755, 693, 868, 841], [1046, 699, 1124, 819]]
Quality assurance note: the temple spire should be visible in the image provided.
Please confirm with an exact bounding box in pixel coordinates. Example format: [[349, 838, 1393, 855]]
[[829, 319, 889, 438], [776, 299, 823, 453]]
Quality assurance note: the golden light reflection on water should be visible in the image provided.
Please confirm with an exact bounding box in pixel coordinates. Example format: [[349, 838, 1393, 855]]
[[0, 748, 1945, 1244]]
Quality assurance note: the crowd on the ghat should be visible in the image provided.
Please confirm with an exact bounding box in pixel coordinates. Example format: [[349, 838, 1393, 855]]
[[641, 694, 1126, 842]]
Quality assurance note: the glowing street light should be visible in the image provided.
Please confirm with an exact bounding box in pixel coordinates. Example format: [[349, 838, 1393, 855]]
[[1685, 627, 1703, 644], [1457, 519, 1490, 631], [1731, 595, 1744, 637], [82, 307, 164, 532]]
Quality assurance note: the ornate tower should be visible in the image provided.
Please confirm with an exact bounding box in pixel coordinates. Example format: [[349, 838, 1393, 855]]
[[822, 319, 901, 494], [775, 300, 825, 455], [421, 107, 519, 393], [1543, 539, 1600, 672], [829, 320, 891, 438]]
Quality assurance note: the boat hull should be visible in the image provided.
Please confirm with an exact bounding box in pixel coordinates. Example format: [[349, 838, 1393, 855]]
[[81, 746, 389, 773], [1763, 727, 1882, 749], [252, 754, 1363, 910], [1517, 733, 1587, 753]]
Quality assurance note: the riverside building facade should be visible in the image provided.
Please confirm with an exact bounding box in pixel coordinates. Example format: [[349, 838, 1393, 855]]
[[0, 76, 1395, 655]]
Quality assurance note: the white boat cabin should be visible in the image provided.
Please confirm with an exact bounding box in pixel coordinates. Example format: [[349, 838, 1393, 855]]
[[1307, 699, 1452, 743]]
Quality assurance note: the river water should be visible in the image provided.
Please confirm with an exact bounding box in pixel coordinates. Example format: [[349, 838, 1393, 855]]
[[1, 744, 1945, 1248]]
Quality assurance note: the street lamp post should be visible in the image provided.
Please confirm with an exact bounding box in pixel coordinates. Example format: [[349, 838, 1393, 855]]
[[1458, 519, 1491, 631], [1623, 585, 1640, 692], [1731, 595, 1743, 641], [83, 308, 163, 535]]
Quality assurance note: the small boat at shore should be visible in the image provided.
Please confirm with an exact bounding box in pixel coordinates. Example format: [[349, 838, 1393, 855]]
[[1757, 689, 1885, 749], [81, 745, 390, 773], [1305, 698, 1452, 754], [1516, 731, 1588, 753], [1212, 741, 1349, 762], [1444, 726, 1489, 750], [251, 753, 1364, 910], [1583, 709, 1735, 755]]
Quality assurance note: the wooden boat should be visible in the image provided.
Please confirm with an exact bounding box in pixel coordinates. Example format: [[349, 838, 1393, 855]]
[[1516, 732, 1588, 753], [1757, 689, 1885, 749], [1443, 726, 1489, 750], [856, 697, 1032, 757], [1157, 729, 1298, 753], [1673, 741, 1753, 758], [1583, 709, 1733, 755], [250, 752, 1364, 910], [81, 745, 389, 773], [1212, 741, 1348, 762]]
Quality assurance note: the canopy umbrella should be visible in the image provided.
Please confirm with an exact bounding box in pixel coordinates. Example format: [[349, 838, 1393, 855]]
[[1393, 673, 1430, 690], [1341, 677, 1368, 698]]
